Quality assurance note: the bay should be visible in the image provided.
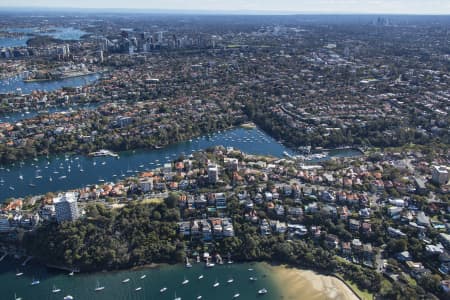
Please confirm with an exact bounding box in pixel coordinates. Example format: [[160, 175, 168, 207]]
[[0, 258, 279, 300], [0, 127, 362, 202], [0, 27, 87, 48], [0, 73, 101, 94]]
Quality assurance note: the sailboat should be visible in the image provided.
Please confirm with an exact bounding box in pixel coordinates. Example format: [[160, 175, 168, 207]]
[[258, 288, 268, 295], [227, 277, 234, 284], [19, 174, 23, 180], [198, 274, 204, 280], [122, 278, 130, 283], [160, 287, 168, 293], [181, 276, 189, 285], [94, 280, 105, 291], [63, 296, 74, 300], [233, 293, 240, 298], [14, 293, 22, 300], [52, 285, 61, 293], [140, 274, 146, 279], [213, 279, 220, 287], [31, 278, 40, 285], [174, 292, 181, 300], [135, 287, 142, 291]]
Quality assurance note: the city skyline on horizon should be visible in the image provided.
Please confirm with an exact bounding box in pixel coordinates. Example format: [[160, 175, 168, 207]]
[[0, 0, 450, 15]]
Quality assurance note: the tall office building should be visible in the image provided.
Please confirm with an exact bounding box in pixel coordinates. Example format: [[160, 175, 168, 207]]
[[53, 192, 80, 223]]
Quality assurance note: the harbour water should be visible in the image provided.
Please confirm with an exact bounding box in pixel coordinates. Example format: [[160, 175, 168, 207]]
[[0, 127, 362, 201], [0, 27, 87, 48], [0, 73, 101, 94], [0, 258, 280, 300]]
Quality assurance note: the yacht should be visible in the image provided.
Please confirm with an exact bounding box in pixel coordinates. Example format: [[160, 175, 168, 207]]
[[233, 293, 240, 299], [52, 285, 61, 293], [140, 274, 146, 279], [227, 278, 234, 284], [122, 278, 130, 283], [258, 288, 268, 295], [31, 278, 40, 286], [181, 277, 189, 285], [135, 287, 142, 291], [94, 281, 105, 291], [213, 279, 220, 288], [198, 274, 204, 280], [160, 287, 168, 293], [63, 296, 74, 300], [15, 271, 23, 277], [185, 257, 192, 268]]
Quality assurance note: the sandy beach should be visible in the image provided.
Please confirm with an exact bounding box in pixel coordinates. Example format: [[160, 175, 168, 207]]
[[261, 263, 360, 300]]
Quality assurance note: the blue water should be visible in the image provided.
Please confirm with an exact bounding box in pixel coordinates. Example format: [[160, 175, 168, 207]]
[[0, 258, 280, 300], [0, 73, 100, 94], [0, 27, 87, 48], [0, 127, 362, 201]]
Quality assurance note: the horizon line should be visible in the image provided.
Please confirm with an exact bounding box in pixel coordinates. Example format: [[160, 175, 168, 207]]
[[0, 6, 449, 16]]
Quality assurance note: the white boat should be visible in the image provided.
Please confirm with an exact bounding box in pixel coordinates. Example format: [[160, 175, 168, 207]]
[[63, 296, 74, 300], [122, 278, 130, 283], [248, 268, 254, 271], [135, 287, 142, 291], [14, 293, 22, 300], [213, 280, 220, 288], [94, 281, 105, 291], [52, 285, 61, 293], [174, 292, 181, 300], [160, 287, 167, 293], [9, 186, 15, 191], [198, 274, 204, 280], [206, 262, 215, 268], [258, 288, 268, 295], [140, 274, 146, 279], [181, 277, 189, 285], [31, 279, 40, 285], [233, 293, 240, 298], [196, 296, 202, 300], [19, 175, 23, 180], [227, 278, 234, 283], [68, 271, 74, 276], [58, 175, 67, 180], [16, 272, 23, 277], [249, 276, 257, 281]]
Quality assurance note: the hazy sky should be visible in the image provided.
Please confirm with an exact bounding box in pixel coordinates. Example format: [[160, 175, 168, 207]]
[[1, 0, 450, 14]]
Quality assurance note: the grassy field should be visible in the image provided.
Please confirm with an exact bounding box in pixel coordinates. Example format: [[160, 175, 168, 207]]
[[335, 274, 374, 300]]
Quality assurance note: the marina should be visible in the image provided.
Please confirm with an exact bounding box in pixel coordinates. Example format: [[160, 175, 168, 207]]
[[0, 258, 278, 300], [0, 127, 362, 202], [0, 73, 101, 94]]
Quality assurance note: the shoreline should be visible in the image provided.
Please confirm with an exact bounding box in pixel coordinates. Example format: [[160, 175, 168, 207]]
[[261, 262, 360, 300]]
